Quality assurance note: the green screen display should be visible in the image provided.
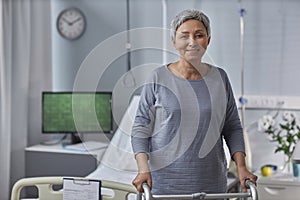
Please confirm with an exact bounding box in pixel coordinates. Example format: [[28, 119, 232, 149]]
[[42, 92, 112, 133]]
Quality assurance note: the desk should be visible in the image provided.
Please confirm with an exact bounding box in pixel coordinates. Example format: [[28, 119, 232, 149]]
[[25, 141, 108, 197], [257, 172, 300, 200], [25, 141, 108, 177]]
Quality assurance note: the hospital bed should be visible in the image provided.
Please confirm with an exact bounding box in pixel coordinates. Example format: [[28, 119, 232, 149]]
[[11, 96, 256, 199], [11, 97, 140, 200], [11, 177, 257, 200], [11, 177, 138, 200]]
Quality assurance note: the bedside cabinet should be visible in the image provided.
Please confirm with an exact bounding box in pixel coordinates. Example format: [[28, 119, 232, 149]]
[[257, 173, 300, 200]]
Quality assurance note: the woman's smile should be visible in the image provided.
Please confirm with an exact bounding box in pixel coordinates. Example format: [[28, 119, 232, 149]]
[[173, 19, 210, 62]]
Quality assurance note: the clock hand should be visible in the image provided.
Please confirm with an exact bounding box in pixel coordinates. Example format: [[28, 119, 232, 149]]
[[70, 17, 82, 25], [62, 17, 72, 25]]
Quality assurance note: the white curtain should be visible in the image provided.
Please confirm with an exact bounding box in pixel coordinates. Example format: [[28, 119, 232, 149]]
[[0, 1, 30, 199], [0, 1, 52, 199], [0, 0, 12, 199]]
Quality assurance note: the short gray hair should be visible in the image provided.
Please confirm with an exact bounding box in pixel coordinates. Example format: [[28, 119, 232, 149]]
[[170, 9, 211, 40]]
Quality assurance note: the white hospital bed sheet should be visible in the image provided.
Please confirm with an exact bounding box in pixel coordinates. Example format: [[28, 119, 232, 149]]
[[86, 165, 137, 199], [86, 164, 136, 185]]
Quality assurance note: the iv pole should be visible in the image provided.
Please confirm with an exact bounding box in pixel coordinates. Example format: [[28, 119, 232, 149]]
[[239, 2, 246, 127], [238, 0, 252, 170]]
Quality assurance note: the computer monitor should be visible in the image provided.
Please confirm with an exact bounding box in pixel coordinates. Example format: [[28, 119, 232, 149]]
[[42, 91, 113, 144]]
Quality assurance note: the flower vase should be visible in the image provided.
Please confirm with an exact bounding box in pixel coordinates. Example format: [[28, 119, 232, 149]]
[[281, 156, 292, 174]]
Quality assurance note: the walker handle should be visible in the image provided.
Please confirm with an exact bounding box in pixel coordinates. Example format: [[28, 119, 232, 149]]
[[141, 180, 258, 200], [142, 182, 153, 200], [245, 179, 258, 200]]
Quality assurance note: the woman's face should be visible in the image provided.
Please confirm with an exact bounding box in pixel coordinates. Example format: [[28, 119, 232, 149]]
[[173, 19, 210, 63]]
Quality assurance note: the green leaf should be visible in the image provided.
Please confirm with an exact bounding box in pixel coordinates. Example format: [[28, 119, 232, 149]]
[[280, 124, 289, 130], [287, 134, 294, 143], [277, 136, 283, 144]]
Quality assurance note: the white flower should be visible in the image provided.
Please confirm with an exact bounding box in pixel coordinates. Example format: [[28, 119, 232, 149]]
[[259, 112, 300, 162], [282, 111, 296, 123], [289, 126, 299, 135], [258, 115, 275, 132]]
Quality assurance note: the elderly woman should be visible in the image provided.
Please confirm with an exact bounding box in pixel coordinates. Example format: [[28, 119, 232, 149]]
[[131, 9, 257, 196]]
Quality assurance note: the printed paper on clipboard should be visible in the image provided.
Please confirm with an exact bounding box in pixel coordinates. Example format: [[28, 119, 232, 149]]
[[63, 178, 101, 200]]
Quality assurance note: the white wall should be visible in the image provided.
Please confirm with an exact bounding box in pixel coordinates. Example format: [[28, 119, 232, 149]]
[[49, 0, 300, 171], [51, 0, 127, 91]]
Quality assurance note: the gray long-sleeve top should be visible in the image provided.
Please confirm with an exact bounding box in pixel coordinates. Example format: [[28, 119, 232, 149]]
[[131, 65, 245, 195]]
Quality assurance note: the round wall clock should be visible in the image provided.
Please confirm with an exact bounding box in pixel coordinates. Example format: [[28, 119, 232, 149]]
[[57, 7, 86, 40]]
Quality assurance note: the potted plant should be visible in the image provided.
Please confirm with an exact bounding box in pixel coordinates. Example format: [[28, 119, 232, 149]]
[[258, 111, 300, 172]]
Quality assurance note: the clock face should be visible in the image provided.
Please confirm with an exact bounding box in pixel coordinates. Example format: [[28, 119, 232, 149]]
[[57, 8, 86, 40]]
